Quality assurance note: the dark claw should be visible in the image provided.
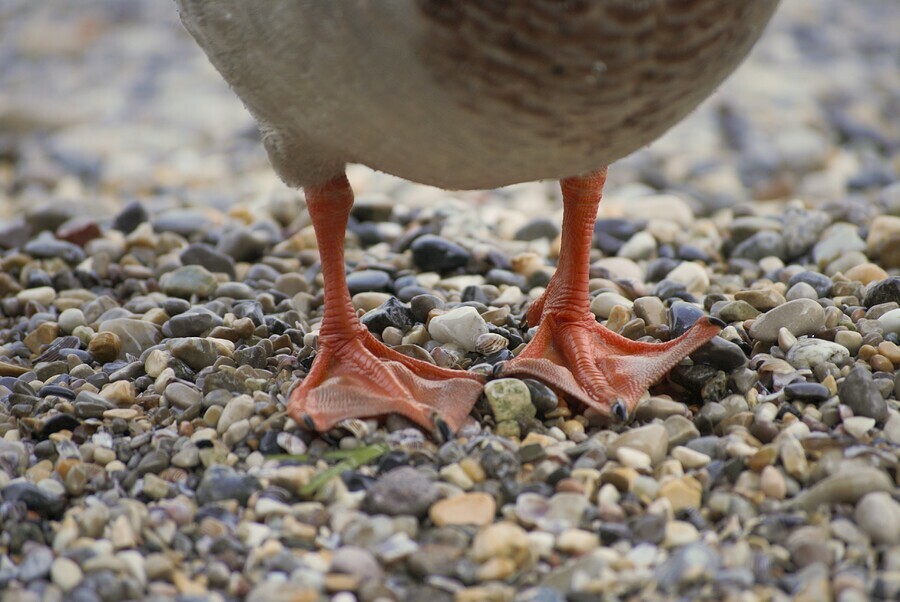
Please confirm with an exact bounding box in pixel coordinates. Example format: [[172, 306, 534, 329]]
[[707, 316, 726, 329], [492, 361, 506, 378], [301, 413, 317, 431], [611, 400, 628, 422], [431, 415, 453, 443]]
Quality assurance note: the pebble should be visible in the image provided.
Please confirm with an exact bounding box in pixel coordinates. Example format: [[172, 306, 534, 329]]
[[485, 378, 535, 422], [429, 492, 497, 527], [0, 4, 896, 599], [785, 338, 850, 369], [855, 492, 900, 545], [366, 467, 439, 517], [839, 366, 888, 422], [748, 299, 826, 342], [427, 306, 489, 352]]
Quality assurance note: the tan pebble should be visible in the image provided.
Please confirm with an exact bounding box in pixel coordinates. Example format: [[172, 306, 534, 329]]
[[857, 344, 877, 361], [520, 432, 557, 448], [843, 263, 888, 285], [616, 446, 652, 470], [657, 476, 702, 511], [459, 457, 486, 484], [555, 528, 599, 555], [777, 327, 797, 351], [601, 467, 638, 492], [843, 416, 875, 439], [24, 322, 59, 354], [670, 446, 710, 469], [735, 288, 786, 311], [555, 478, 585, 495], [475, 556, 517, 582], [89, 331, 123, 363], [605, 304, 631, 333], [472, 522, 532, 567], [779, 437, 809, 482], [747, 444, 778, 472], [103, 408, 139, 420], [99, 380, 135, 405], [834, 330, 863, 355], [439, 463, 474, 490], [561, 419, 586, 442], [877, 341, 900, 364], [870, 354, 894, 373], [760, 465, 786, 500], [663, 520, 700, 547], [821, 374, 838, 396], [429, 492, 496, 527]]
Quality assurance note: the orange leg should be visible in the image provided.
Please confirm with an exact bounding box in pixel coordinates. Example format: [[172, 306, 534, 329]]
[[288, 174, 483, 433], [499, 168, 722, 421]]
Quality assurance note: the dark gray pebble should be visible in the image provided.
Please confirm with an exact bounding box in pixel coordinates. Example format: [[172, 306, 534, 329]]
[[112, 200, 148, 234], [784, 381, 831, 402], [788, 271, 833, 298], [195, 465, 261, 506], [181, 243, 236, 278], [361, 297, 414, 333], [864, 276, 900, 308], [410, 235, 469, 272], [364, 466, 438, 517], [347, 269, 392, 295], [690, 337, 748, 372], [839, 366, 888, 422]]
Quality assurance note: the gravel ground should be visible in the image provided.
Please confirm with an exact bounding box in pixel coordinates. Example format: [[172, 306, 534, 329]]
[[0, 1, 899, 601]]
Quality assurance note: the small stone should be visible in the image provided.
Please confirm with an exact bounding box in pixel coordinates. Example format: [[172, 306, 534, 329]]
[[590, 292, 633, 320], [51, 556, 83, 591], [167, 337, 219, 370], [216, 395, 255, 434], [734, 288, 786, 312], [88, 331, 122, 363], [58, 308, 87, 334], [670, 446, 710, 469], [98, 318, 161, 357], [835, 330, 864, 355], [99, 380, 135, 405], [844, 263, 888, 285], [785, 338, 850, 369], [429, 492, 496, 527], [748, 299, 825, 343], [790, 467, 894, 511], [16, 286, 57, 307], [760, 465, 786, 500], [607, 423, 669, 466], [555, 529, 599, 555], [616, 446, 652, 470], [427, 306, 488, 352], [485, 378, 535, 422], [666, 262, 709, 295], [472, 522, 531, 567], [855, 492, 900, 545], [160, 265, 219, 298], [658, 476, 703, 511], [877, 308, 900, 335], [365, 467, 439, 517], [839, 366, 888, 422], [716, 300, 760, 322], [663, 521, 700, 547], [842, 416, 875, 439], [411, 235, 470, 272]]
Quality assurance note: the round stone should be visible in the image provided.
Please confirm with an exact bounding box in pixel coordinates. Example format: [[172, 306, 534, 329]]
[[429, 492, 496, 527], [748, 299, 825, 343]]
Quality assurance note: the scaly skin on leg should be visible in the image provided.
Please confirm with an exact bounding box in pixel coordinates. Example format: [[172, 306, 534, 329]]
[[500, 168, 722, 421], [288, 174, 484, 433]]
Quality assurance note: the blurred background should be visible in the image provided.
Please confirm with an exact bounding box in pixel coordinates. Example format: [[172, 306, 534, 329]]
[[0, 0, 898, 236]]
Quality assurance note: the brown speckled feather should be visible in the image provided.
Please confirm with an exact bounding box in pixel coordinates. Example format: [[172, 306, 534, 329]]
[[176, 0, 778, 189]]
